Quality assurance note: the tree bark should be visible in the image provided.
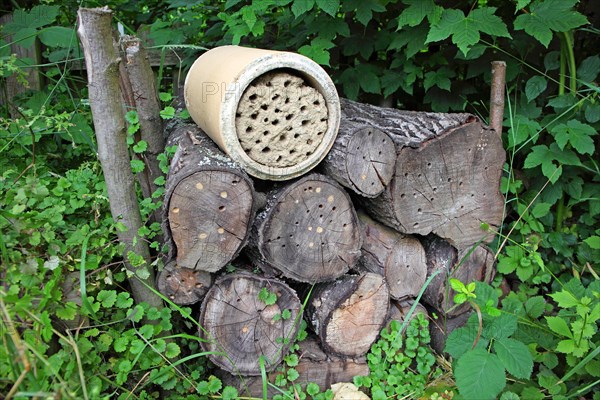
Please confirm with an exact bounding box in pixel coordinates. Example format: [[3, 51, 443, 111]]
[[307, 272, 389, 357], [421, 235, 496, 317], [353, 99, 506, 249], [320, 119, 396, 198], [198, 272, 302, 376], [246, 173, 362, 283], [357, 211, 427, 300], [77, 7, 162, 308], [163, 124, 256, 272], [386, 299, 429, 332], [121, 35, 166, 201]]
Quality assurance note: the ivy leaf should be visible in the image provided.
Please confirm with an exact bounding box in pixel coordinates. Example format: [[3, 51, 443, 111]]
[[298, 37, 335, 66], [454, 349, 506, 400], [525, 75, 547, 102], [397, 0, 442, 28], [493, 338, 533, 379], [426, 7, 510, 56], [316, 0, 340, 16], [545, 316, 572, 338], [551, 120, 596, 155], [514, 0, 588, 47], [291, 0, 315, 18]]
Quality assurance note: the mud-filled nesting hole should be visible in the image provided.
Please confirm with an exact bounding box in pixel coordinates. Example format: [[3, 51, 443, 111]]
[[235, 69, 328, 168]]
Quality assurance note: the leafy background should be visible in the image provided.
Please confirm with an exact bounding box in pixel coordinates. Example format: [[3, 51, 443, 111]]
[[1, 0, 598, 399]]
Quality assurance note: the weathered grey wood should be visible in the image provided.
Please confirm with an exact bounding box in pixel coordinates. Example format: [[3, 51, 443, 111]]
[[386, 299, 429, 332], [77, 7, 162, 308], [164, 124, 256, 272], [199, 272, 302, 376], [121, 35, 165, 200], [421, 236, 496, 317], [344, 99, 505, 249], [320, 120, 396, 198], [357, 211, 427, 300], [220, 336, 369, 397], [247, 173, 362, 283], [490, 61, 507, 138], [307, 272, 389, 357], [156, 261, 212, 305]]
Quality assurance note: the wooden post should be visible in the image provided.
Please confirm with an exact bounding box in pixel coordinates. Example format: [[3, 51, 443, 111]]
[[77, 7, 162, 308], [490, 61, 507, 138]]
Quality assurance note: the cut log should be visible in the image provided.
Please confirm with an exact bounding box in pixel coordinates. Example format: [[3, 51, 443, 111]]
[[342, 99, 505, 248], [248, 173, 362, 283], [199, 272, 302, 375], [357, 211, 427, 300], [320, 119, 396, 198], [163, 124, 256, 272], [421, 236, 496, 317], [307, 272, 389, 357], [219, 336, 369, 397], [156, 261, 212, 305], [386, 299, 429, 332]]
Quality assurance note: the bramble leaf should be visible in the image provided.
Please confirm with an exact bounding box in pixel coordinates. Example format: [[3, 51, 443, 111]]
[[514, 0, 588, 47], [549, 290, 579, 309], [551, 120, 596, 155], [493, 338, 533, 379], [454, 349, 506, 400]]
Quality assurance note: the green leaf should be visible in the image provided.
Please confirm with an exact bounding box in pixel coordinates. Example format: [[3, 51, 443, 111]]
[[525, 75, 547, 102], [133, 140, 148, 154], [424, 67, 454, 91], [38, 26, 75, 48], [258, 287, 277, 305], [525, 296, 546, 318], [585, 103, 600, 123], [298, 37, 335, 66], [344, 0, 386, 26], [556, 339, 575, 354], [207, 375, 222, 393], [494, 338, 533, 379], [291, 0, 315, 18], [584, 236, 600, 249], [125, 110, 139, 124], [116, 292, 134, 309], [454, 349, 506, 400], [287, 368, 300, 381], [551, 120, 596, 155], [546, 316, 572, 338], [166, 342, 181, 358], [222, 386, 239, 400], [130, 159, 145, 174], [224, 0, 245, 9], [532, 202, 551, 218], [242, 6, 257, 30], [397, 0, 441, 28], [316, 0, 340, 16], [514, 0, 588, 47], [426, 7, 509, 55], [114, 336, 129, 352], [549, 290, 580, 309], [306, 382, 320, 395], [500, 392, 521, 400], [97, 290, 117, 308], [356, 64, 381, 94], [3, 5, 60, 47], [497, 246, 525, 275], [523, 144, 581, 183], [160, 106, 176, 119], [577, 55, 600, 83]]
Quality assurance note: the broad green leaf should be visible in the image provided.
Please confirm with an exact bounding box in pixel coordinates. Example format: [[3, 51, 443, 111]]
[[38, 26, 75, 48], [532, 202, 551, 218], [397, 0, 441, 28], [125, 111, 139, 124], [224, 0, 244, 9], [426, 7, 509, 55], [114, 336, 129, 352], [514, 0, 588, 47], [160, 106, 176, 119], [546, 316, 572, 338], [343, 0, 386, 26], [525, 296, 546, 318], [133, 140, 148, 154], [424, 67, 454, 91], [525, 75, 547, 102], [316, 0, 340, 16], [497, 245, 524, 275], [584, 236, 600, 249], [550, 120, 596, 155], [3, 5, 60, 47], [222, 386, 239, 400], [576, 55, 600, 83], [515, 0, 532, 10], [291, 0, 315, 18], [523, 144, 581, 183], [494, 338, 533, 379], [355, 64, 381, 94], [97, 290, 117, 308], [500, 392, 520, 400], [166, 342, 181, 358], [585, 103, 600, 123], [549, 290, 579, 308], [556, 339, 575, 353], [486, 314, 518, 340], [241, 7, 257, 30], [298, 37, 335, 66], [130, 159, 145, 173], [454, 349, 506, 400]]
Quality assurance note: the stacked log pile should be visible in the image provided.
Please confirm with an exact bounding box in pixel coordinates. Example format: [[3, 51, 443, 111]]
[[161, 86, 505, 393]]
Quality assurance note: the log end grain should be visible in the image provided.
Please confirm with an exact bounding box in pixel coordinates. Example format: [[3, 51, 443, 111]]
[[156, 262, 212, 305], [257, 174, 362, 283], [199, 272, 302, 375]]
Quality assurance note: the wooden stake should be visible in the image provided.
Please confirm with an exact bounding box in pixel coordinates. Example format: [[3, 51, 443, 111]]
[[490, 61, 507, 138]]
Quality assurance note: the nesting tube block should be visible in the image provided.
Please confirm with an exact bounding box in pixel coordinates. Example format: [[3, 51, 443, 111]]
[[184, 46, 341, 181]]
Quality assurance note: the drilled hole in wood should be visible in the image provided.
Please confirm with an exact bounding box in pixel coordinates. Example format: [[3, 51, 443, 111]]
[[290, 149, 296, 154], [400, 193, 405, 198], [251, 113, 258, 119], [263, 117, 269, 122], [249, 94, 257, 101], [413, 223, 419, 227], [459, 181, 463, 187], [272, 119, 279, 125], [255, 139, 261, 144], [261, 104, 268, 110], [313, 100, 320, 105], [246, 126, 252, 133], [272, 94, 280, 100], [284, 80, 291, 87], [279, 134, 286, 141], [332, 206, 336, 211], [300, 105, 307, 111], [219, 206, 226, 211], [236, 112, 241, 117], [262, 147, 271, 153], [286, 114, 293, 120], [301, 120, 309, 126], [294, 133, 300, 138], [447, 177, 452, 182], [404, 173, 409, 177]]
